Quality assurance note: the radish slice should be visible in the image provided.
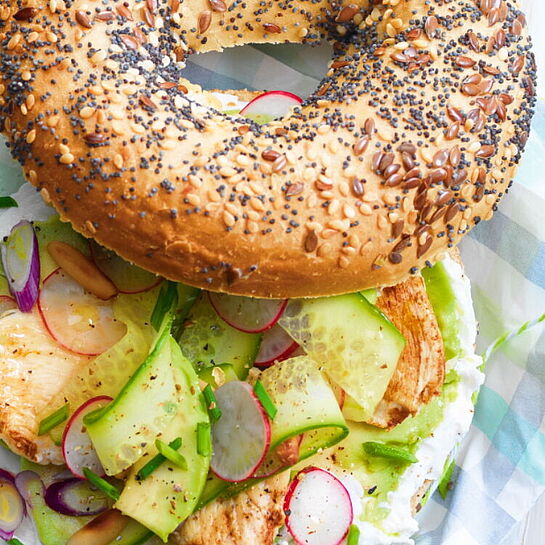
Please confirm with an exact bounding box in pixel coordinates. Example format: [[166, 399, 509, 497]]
[[0, 295, 17, 314], [45, 478, 110, 516], [284, 467, 353, 545], [208, 292, 287, 334], [211, 381, 271, 482], [38, 269, 126, 356], [0, 469, 25, 540], [90, 242, 161, 294], [62, 396, 112, 479], [240, 91, 303, 121], [255, 324, 299, 368], [1, 220, 40, 312]]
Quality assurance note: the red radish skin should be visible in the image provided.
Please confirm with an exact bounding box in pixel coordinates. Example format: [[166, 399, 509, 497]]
[[38, 269, 126, 356], [211, 381, 271, 482], [62, 396, 112, 479], [284, 467, 353, 545], [255, 324, 299, 368], [0, 295, 17, 314], [240, 91, 303, 118], [89, 242, 162, 294], [208, 292, 287, 334]]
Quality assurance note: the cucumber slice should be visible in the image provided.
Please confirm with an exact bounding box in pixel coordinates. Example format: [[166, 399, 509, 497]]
[[198, 363, 239, 388], [42, 288, 159, 439], [87, 325, 180, 475], [178, 295, 261, 379], [279, 294, 405, 420], [116, 339, 210, 541]]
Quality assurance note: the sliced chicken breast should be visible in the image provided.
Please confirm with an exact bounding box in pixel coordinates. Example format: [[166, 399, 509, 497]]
[[172, 472, 290, 545], [0, 308, 89, 464]]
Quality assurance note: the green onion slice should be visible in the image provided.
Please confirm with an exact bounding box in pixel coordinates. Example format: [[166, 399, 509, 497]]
[[136, 437, 182, 481], [7, 538, 25, 545], [196, 422, 211, 457], [438, 459, 456, 500], [0, 196, 17, 209], [38, 403, 70, 436], [82, 468, 120, 501], [151, 281, 178, 331], [253, 380, 277, 420], [347, 524, 360, 545], [155, 438, 187, 470], [362, 441, 418, 464], [82, 405, 109, 427], [202, 384, 222, 422]]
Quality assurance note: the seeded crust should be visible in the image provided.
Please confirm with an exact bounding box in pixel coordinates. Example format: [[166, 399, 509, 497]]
[[0, 0, 535, 297]]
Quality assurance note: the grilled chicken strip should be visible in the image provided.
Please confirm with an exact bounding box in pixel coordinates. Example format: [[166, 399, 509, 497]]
[[0, 308, 89, 463], [369, 274, 445, 428], [172, 472, 290, 545]]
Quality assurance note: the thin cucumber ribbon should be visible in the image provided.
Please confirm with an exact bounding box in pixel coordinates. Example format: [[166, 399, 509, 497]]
[[198, 356, 349, 507]]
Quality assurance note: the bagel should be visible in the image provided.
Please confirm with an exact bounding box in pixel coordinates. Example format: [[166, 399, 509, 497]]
[[0, 0, 536, 297]]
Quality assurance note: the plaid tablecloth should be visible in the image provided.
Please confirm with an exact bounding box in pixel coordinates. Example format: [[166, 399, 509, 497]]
[[1, 1, 544, 543]]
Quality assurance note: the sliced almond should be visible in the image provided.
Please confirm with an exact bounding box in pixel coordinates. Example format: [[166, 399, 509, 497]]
[[47, 241, 118, 300]]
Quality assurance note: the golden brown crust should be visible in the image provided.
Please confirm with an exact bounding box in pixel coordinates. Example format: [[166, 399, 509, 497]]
[[370, 274, 445, 428], [0, 0, 535, 297], [172, 472, 289, 545]]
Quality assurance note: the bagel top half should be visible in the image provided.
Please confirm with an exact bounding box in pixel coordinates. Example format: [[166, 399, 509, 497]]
[[0, 0, 536, 297]]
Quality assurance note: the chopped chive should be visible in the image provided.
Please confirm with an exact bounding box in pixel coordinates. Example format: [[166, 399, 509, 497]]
[[0, 196, 17, 209], [137, 437, 182, 481], [253, 380, 277, 420], [438, 459, 456, 500], [362, 442, 417, 464], [196, 422, 211, 457], [155, 438, 187, 470], [151, 281, 178, 331], [347, 524, 360, 545], [202, 384, 222, 422], [83, 468, 120, 501], [38, 403, 70, 436], [82, 405, 109, 427]]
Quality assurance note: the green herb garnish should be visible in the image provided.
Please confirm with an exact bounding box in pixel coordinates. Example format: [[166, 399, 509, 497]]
[[151, 281, 178, 331], [82, 468, 120, 501], [362, 442, 418, 464], [203, 384, 222, 422], [438, 459, 456, 500], [347, 524, 361, 545], [0, 196, 17, 209], [38, 403, 70, 436], [7, 539, 25, 545], [82, 405, 109, 427], [155, 438, 187, 470], [196, 422, 211, 457], [254, 380, 277, 420], [137, 437, 183, 481]]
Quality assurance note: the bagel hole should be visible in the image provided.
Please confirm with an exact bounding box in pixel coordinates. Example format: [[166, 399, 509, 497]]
[[183, 42, 332, 103]]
